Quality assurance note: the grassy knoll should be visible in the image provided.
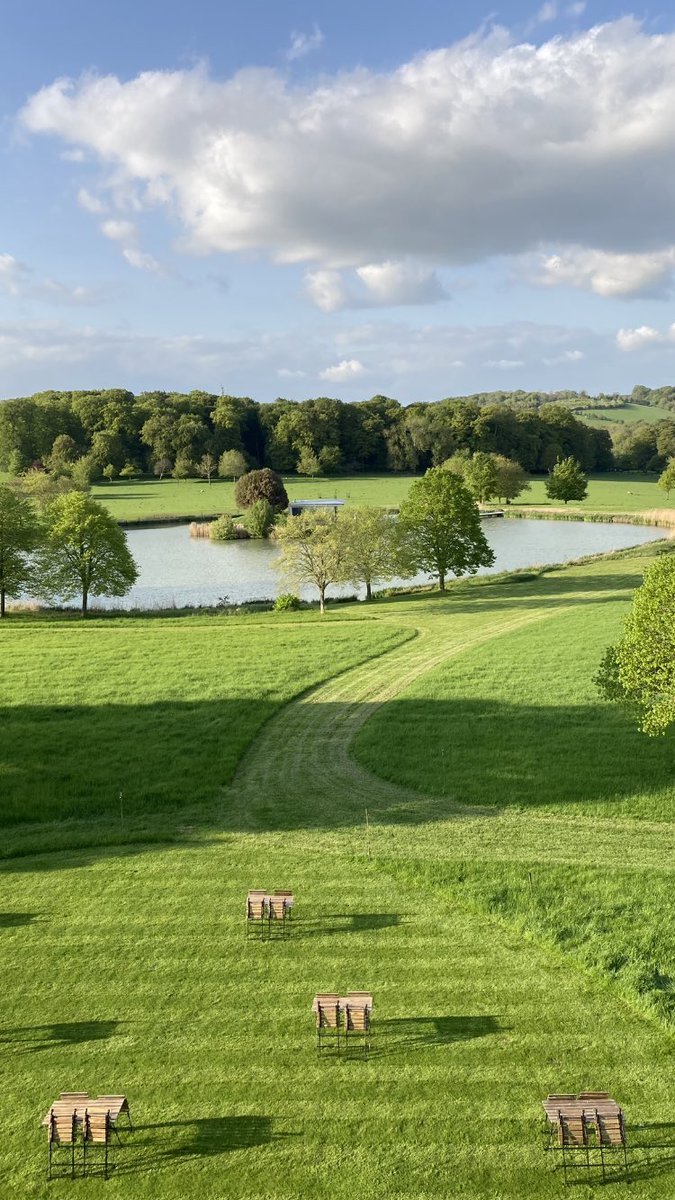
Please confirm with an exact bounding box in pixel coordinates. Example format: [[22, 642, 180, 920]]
[[4, 543, 675, 1196], [0, 614, 411, 826]]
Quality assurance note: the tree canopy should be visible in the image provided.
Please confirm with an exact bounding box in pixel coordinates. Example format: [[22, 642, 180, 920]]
[[37, 492, 138, 615], [336, 506, 401, 600], [235, 468, 289, 513], [596, 552, 675, 734], [545, 457, 588, 504], [274, 511, 344, 613], [0, 485, 41, 617], [399, 467, 494, 591]]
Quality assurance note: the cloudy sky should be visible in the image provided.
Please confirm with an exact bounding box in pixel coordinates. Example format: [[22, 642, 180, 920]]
[[3, 0, 675, 400]]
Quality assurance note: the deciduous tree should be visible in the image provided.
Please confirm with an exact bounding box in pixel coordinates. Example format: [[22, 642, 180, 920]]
[[398, 467, 494, 592], [658, 458, 675, 498], [37, 492, 138, 616], [596, 552, 675, 734], [545, 456, 588, 505], [235, 468, 289, 513], [218, 449, 247, 481], [336, 506, 400, 600], [275, 511, 343, 613], [0, 485, 41, 617]]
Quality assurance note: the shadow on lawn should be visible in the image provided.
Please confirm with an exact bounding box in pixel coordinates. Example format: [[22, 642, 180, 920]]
[[296, 912, 402, 937], [0, 912, 40, 927], [377, 1014, 501, 1054], [0, 1019, 120, 1052], [109, 1115, 296, 1175]]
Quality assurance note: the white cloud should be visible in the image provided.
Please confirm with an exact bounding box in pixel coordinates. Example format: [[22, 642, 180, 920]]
[[538, 246, 675, 298], [567, 2, 586, 15], [304, 268, 348, 312], [536, 3, 558, 23], [101, 218, 137, 243], [77, 187, 106, 214], [305, 261, 447, 311], [100, 219, 163, 273], [19, 19, 675, 290], [485, 358, 524, 369], [319, 358, 366, 382], [0, 254, 30, 295], [616, 325, 675, 352], [287, 25, 324, 61], [542, 348, 585, 365]]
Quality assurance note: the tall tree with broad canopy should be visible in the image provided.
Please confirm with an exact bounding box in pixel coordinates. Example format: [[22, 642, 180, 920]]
[[38, 492, 138, 616], [399, 468, 494, 592], [545, 456, 588, 504], [274, 510, 344, 613], [596, 552, 675, 735], [462, 452, 499, 503], [0, 485, 42, 617], [336, 505, 401, 600], [492, 455, 530, 504]]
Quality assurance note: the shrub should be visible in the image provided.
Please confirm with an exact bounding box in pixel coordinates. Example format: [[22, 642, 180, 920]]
[[246, 498, 275, 539], [234, 468, 289, 513], [209, 514, 237, 542], [273, 593, 301, 611]]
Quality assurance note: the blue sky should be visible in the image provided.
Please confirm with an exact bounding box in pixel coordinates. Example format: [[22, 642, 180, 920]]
[[3, 0, 675, 401]]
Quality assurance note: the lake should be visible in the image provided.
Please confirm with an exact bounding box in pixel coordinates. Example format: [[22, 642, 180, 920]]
[[85, 517, 661, 610]]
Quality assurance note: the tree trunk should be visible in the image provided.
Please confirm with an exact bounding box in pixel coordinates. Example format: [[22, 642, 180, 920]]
[[365, 581, 372, 601], [438, 570, 446, 592], [0, 588, 5, 618], [81, 588, 88, 617], [319, 584, 325, 614]]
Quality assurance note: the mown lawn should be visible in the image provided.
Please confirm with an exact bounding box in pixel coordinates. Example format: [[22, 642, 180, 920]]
[[4, 544, 675, 1197]]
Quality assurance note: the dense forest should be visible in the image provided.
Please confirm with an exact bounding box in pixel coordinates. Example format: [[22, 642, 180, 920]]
[[0, 386, 673, 478]]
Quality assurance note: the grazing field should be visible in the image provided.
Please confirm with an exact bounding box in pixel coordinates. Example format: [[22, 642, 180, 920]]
[[577, 402, 674, 427], [3, 542, 675, 1197]]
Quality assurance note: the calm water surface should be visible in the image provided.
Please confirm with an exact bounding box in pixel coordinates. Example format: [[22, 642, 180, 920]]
[[86, 518, 661, 610]]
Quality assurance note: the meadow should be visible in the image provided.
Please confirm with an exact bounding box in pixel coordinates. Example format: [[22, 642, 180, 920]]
[[86, 470, 669, 523], [3, 542, 675, 1197], [576, 402, 674, 427]]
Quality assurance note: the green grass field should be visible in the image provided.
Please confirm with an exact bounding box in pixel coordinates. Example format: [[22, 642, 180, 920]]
[[3, 543, 675, 1196], [87, 471, 670, 522], [577, 402, 674, 427]]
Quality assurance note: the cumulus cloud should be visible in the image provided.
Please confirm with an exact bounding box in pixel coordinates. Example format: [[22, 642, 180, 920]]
[[0, 254, 30, 295], [616, 325, 675, 352], [319, 358, 366, 382], [305, 261, 447, 311], [536, 2, 558, 23], [287, 24, 324, 61], [19, 19, 675, 292], [77, 187, 106, 214], [0, 252, 104, 306], [100, 218, 163, 273], [538, 246, 675, 298]]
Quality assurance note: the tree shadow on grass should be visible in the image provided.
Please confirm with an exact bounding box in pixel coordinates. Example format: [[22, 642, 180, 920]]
[[631, 1122, 675, 1149], [0, 1019, 120, 1052]]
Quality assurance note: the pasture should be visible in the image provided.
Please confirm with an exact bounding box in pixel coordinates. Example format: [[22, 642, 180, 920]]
[[3, 542, 675, 1197]]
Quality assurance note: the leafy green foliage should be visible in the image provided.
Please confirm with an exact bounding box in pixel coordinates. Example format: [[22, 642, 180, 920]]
[[658, 457, 675, 497], [275, 510, 344, 611], [336, 505, 401, 600], [462, 451, 499, 502], [545, 456, 588, 504], [0, 485, 41, 616], [209, 513, 238, 541], [597, 555, 675, 734], [273, 592, 301, 610], [245, 498, 275, 539], [235, 468, 289, 512], [37, 492, 138, 615], [218, 449, 247, 480], [399, 467, 494, 590]]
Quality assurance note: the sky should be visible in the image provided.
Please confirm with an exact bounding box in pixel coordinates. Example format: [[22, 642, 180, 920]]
[[3, 0, 675, 402]]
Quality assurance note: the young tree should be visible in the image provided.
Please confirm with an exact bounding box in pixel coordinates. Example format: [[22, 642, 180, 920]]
[[275, 511, 344, 613], [336, 506, 400, 600], [46, 433, 79, 476], [152, 455, 173, 481], [245, 498, 275, 539], [658, 458, 675, 498], [218, 449, 247, 481], [399, 467, 494, 591], [493, 455, 531, 504], [172, 452, 194, 480], [235, 468, 289, 513], [102, 463, 118, 483], [198, 452, 218, 484], [545, 457, 588, 504], [37, 492, 138, 616], [463, 452, 499, 504], [296, 444, 322, 477], [596, 553, 675, 734], [0, 485, 42, 617]]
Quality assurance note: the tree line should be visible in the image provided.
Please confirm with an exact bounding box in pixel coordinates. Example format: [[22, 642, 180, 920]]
[[0, 389, 619, 481]]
